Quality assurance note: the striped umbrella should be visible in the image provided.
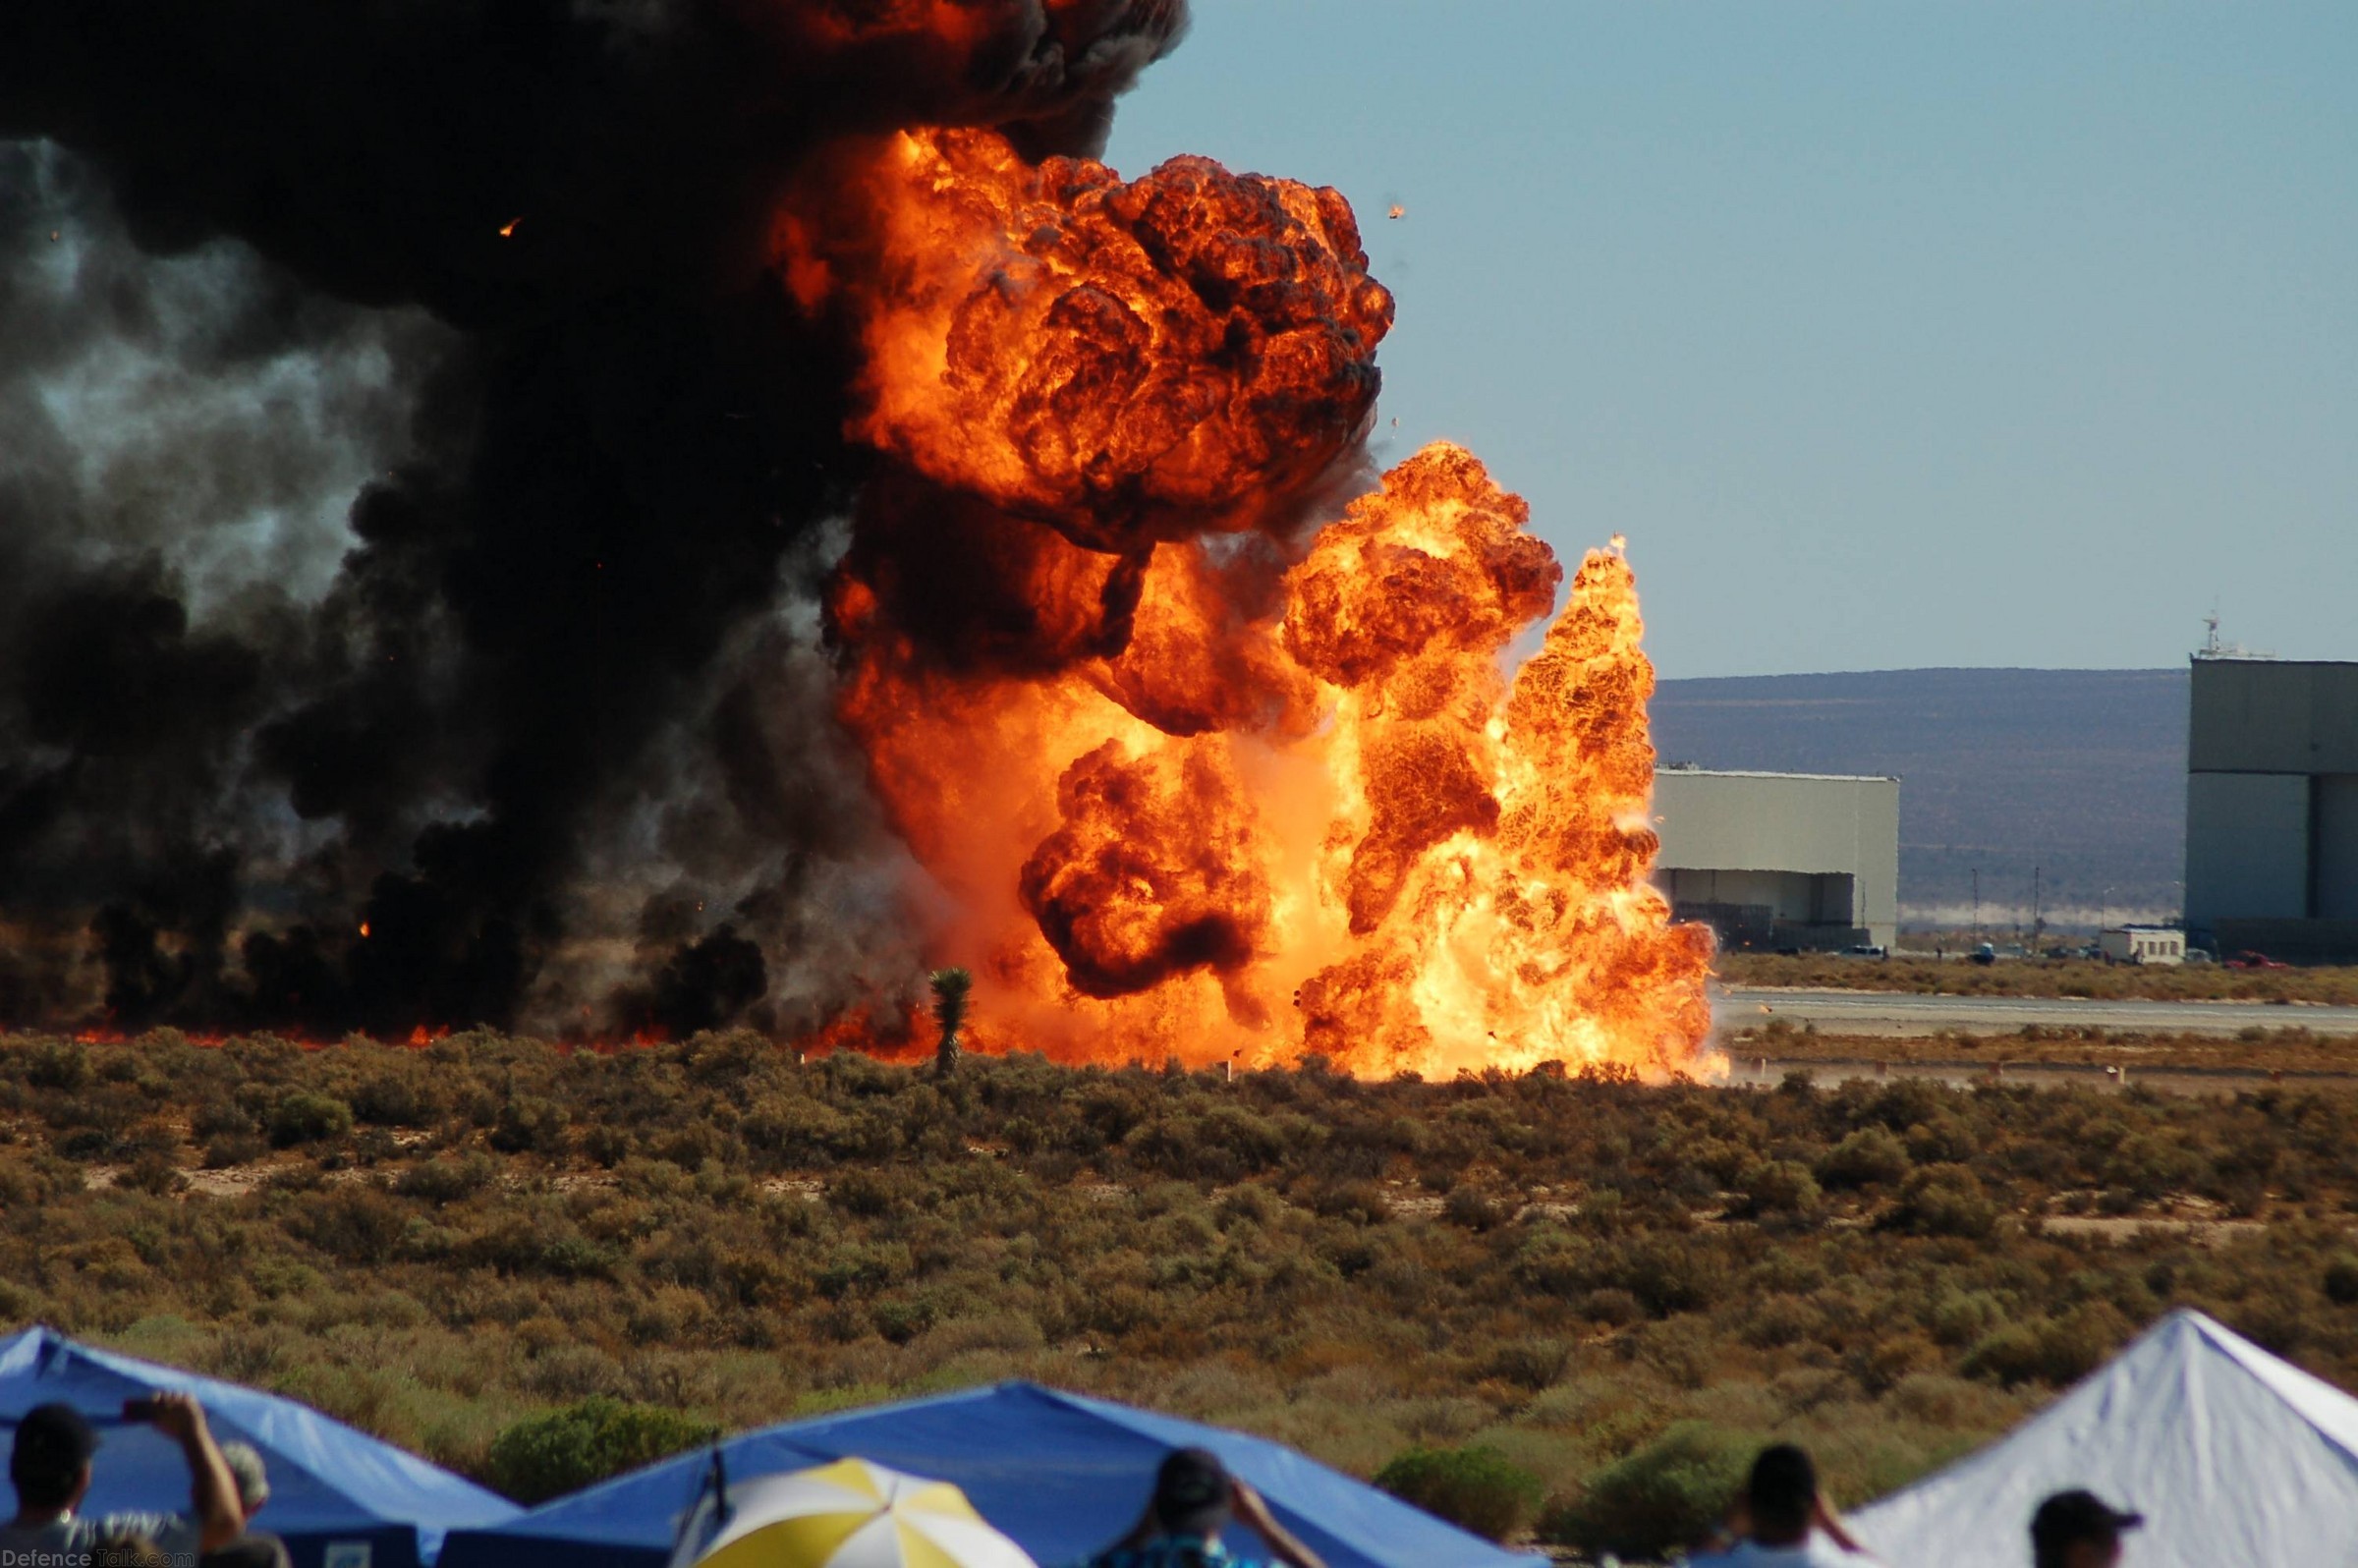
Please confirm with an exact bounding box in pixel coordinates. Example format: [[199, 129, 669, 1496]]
[[690, 1458, 1038, 1568]]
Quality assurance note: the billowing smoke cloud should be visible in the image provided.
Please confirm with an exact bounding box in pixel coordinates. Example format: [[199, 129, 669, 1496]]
[[0, 2, 1189, 1036]]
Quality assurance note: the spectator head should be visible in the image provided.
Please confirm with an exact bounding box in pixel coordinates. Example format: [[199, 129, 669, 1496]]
[[1151, 1448, 1231, 1539], [10, 1404, 98, 1514], [91, 1529, 169, 1568], [219, 1442, 270, 1518], [2031, 1489, 2142, 1568], [1745, 1443, 1819, 1544]]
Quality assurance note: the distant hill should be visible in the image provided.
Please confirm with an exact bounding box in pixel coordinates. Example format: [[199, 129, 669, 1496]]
[[1649, 668, 2187, 926]]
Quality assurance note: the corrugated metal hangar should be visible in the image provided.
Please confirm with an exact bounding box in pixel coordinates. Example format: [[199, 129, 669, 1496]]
[[2184, 657, 2358, 961], [1653, 768, 1900, 952]]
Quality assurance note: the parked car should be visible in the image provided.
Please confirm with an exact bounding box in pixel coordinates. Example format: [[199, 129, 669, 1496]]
[[2226, 950, 2291, 971], [1844, 944, 1887, 959], [1970, 943, 1998, 966]]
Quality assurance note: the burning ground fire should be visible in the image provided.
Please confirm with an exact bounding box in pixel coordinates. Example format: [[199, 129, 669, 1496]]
[[788, 130, 1713, 1078]]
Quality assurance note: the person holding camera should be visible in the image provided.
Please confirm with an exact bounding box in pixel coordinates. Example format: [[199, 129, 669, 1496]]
[[1689, 1444, 1877, 1566], [1080, 1448, 1326, 1568], [4, 1393, 245, 1565]]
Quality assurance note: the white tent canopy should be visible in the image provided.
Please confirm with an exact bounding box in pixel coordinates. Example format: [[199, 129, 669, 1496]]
[[1854, 1308, 2358, 1567]]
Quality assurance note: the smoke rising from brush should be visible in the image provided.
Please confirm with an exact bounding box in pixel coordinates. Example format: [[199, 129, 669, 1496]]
[[0, 1, 1191, 1036]]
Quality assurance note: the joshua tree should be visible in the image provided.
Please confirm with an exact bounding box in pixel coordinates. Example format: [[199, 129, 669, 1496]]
[[928, 967, 972, 1077]]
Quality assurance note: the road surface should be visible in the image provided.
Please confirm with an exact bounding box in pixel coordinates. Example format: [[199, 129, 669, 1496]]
[[1719, 1055, 2345, 1097], [1714, 985, 2358, 1037]]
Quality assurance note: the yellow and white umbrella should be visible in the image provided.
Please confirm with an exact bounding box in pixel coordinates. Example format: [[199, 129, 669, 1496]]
[[690, 1458, 1038, 1568]]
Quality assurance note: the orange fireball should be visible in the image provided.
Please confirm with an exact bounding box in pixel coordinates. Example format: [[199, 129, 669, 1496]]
[[779, 128, 1392, 548], [795, 130, 1712, 1079]]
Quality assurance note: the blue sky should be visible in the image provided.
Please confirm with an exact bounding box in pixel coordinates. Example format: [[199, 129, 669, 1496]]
[[1103, 2, 2358, 679]]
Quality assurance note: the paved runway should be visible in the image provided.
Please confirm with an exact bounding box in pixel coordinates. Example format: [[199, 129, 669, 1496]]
[[1715, 985, 2358, 1037]]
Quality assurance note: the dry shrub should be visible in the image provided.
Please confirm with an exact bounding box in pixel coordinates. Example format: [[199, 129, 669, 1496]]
[[1819, 1127, 1911, 1190], [396, 1154, 497, 1205], [1442, 1186, 1508, 1231], [1374, 1445, 1542, 1540], [1541, 1421, 1756, 1559], [1886, 1164, 1999, 1240], [351, 1070, 440, 1128], [1738, 1159, 1822, 1219], [489, 1097, 569, 1155], [120, 1149, 184, 1197], [267, 1091, 353, 1148], [5, 1029, 2358, 1514], [482, 1397, 717, 1504], [200, 1132, 266, 1169], [1485, 1338, 1573, 1392], [1961, 1303, 2128, 1388]]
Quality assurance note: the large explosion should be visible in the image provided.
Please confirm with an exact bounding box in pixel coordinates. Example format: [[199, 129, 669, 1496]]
[[0, 2, 1711, 1074]]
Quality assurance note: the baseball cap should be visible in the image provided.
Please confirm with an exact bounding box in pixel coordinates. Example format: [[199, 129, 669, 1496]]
[[220, 1441, 270, 1511], [2031, 1490, 2144, 1553], [1151, 1447, 1231, 1536], [12, 1403, 100, 1479]]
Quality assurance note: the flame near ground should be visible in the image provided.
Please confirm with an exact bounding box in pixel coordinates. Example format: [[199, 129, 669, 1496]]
[[792, 130, 1716, 1079]]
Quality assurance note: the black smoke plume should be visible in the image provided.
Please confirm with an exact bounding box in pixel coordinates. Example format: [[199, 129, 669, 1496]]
[[0, 2, 1189, 1036]]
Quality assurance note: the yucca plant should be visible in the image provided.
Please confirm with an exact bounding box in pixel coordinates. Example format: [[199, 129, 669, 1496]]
[[928, 967, 972, 1077]]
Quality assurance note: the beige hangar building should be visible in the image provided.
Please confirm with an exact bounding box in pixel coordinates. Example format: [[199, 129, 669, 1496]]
[[1651, 767, 1901, 953]]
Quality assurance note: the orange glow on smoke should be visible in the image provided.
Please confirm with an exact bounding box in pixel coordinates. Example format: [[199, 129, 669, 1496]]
[[778, 128, 1393, 547], [790, 128, 1712, 1079]]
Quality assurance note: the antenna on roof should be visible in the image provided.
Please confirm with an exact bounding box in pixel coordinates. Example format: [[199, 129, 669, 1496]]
[[2194, 608, 2272, 662]]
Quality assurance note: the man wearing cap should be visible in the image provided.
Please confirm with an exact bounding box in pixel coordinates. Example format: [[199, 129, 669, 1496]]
[[197, 1444, 289, 1568], [1081, 1448, 1325, 1568], [2030, 1490, 2142, 1568], [3, 1394, 245, 1566]]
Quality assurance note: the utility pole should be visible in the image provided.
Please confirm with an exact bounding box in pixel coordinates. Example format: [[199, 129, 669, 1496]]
[[2033, 865, 2044, 950], [1972, 867, 1981, 944]]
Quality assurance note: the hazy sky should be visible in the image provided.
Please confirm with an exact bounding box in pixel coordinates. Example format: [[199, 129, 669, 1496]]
[[1103, 2, 2358, 680]]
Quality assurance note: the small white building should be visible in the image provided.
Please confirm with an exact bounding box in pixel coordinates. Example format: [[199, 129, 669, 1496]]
[[2100, 924, 2185, 966]]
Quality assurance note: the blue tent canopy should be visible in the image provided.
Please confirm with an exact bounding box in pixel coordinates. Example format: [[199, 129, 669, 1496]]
[[438, 1380, 1539, 1568], [0, 1327, 520, 1568]]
